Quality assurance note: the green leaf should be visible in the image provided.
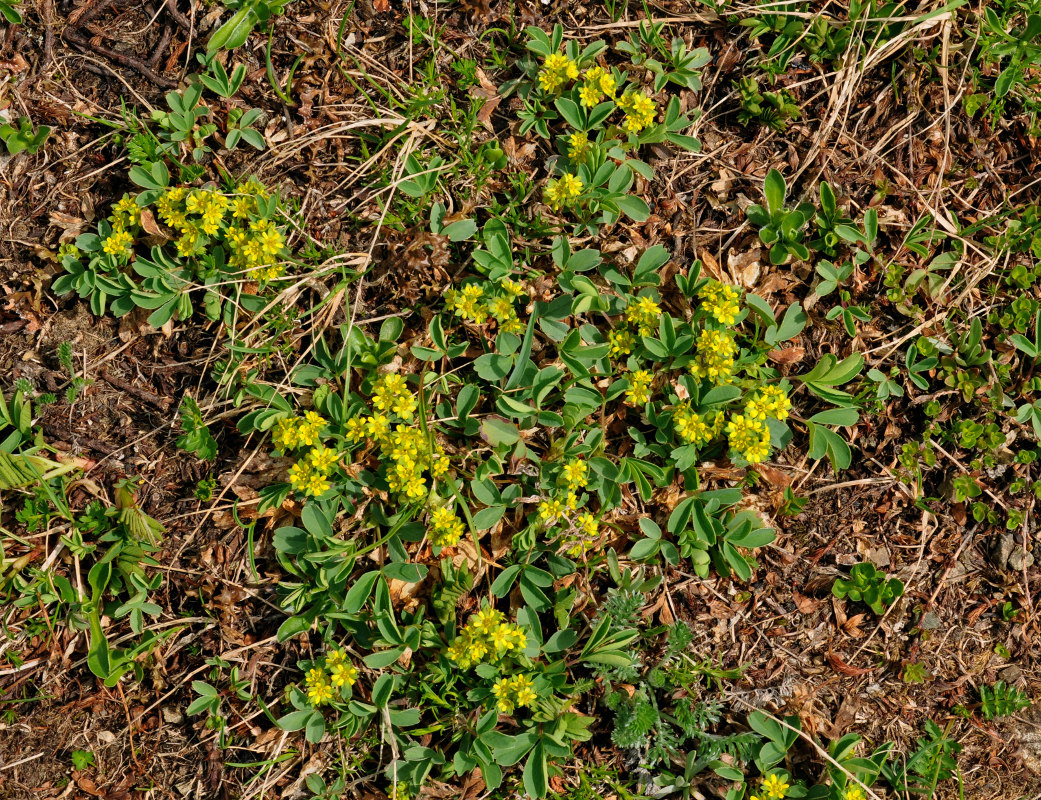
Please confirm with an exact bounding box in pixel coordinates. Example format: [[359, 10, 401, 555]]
[[764, 169, 786, 214], [554, 97, 585, 130], [208, 4, 261, 53], [480, 416, 520, 446], [523, 742, 548, 798], [615, 194, 650, 221], [371, 673, 394, 707], [442, 219, 478, 242]]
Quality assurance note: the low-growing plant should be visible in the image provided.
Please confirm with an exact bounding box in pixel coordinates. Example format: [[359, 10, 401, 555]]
[[0, 115, 51, 155], [832, 562, 904, 615], [747, 169, 815, 265], [53, 177, 289, 324], [979, 680, 1031, 719]]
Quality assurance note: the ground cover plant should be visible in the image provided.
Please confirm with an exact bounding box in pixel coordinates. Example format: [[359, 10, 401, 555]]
[[0, 1, 1040, 799]]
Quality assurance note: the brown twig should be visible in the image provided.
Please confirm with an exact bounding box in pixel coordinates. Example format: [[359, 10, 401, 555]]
[[67, 0, 122, 28], [41, 0, 56, 70], [148, 24, 173, 70], [100, 369, 174, 411], [63, 28, 178, 88], [163, 0, 193, 33]]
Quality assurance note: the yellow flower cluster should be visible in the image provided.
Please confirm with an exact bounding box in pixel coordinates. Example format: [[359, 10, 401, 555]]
[[384, 425, 449, 500], [698, 280, 742, 325], [272, 412, 335, 497], [102, 227, 134, 258], [578, 66, 617, 108], [154, 182, 284, 281], [545, 173, 583, 210], [101, 194, 141, 259], [842, 787, 865, 800], [491, 674, 537, 714], [447, 607, 527, 669], [538, 52, 579, 93], [273, 411, 326, 451], [617, 90, 657, 133], [345, 415, 448, 500], [626, 369, 654, 405], [372, 374, 417, 420], [559, 457, 588, 491], [627, 296, 662, 336], [673, 404, 724, 447], [568, 130, 590, 162], [726, 413, 771, 464], [563, 511, 600, 557], [750, 773, 790, 800], [109, 194, 140, 229], [608, 327, 636, 358], [744, 385, 791, 422], [304, 648, 359, 706], [690, 329, 738, 384], [445, 281, 526, 334], [537, 493, 579, 523], [429, 505, 465, 548]]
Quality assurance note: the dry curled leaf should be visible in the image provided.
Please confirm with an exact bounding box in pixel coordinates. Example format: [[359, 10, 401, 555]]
[[827, 650, 873, 676]]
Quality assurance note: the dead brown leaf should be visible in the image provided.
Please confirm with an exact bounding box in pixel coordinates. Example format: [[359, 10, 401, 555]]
[[827, 650, 873, 676]]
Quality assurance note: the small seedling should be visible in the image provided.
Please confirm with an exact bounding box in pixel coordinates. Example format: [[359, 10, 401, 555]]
[[0, 115, 51, 155], [832, 562, 904, 615]]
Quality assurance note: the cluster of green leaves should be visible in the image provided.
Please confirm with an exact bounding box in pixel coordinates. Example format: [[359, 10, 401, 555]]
[[979, 680, 1032, 719], [53, 177, 288, 325], [117, 65, 265, 184], [514, 25, 703, 234], [0, 115, 51, 155], [207, 174, 872, 795], [0, 387, 168, 686], [736, 0, 910, 75], [207, 0, 294, 54], [965, 3, 1041, 131], [177, 395, 218, 460], [832, 562, 904, 615], [735, 76, 801, 131]]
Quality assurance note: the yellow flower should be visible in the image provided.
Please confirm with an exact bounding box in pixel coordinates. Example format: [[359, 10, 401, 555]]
[[608, 327, 636, 358], [698, 280, 742, 325], [760, 773, 790, 799], [560, 458, 588, 490], [568, 130, 590, 162], [625, 370, 654, 405], [617, 90, 657, 133], [690, 329, 738, 385], [307, 446, 340, 473], [453, 283, 487, 323], [325, 649, 346, 667], [726, 413, 771, 464], [626, 296, 662, 336], [538, 53, 579, 93], [492, 677, 515, 714], [176, 226, 199, 257], [472, 606, 504, 635], [673, 404, 718, 447], [102, 227, 134, 258], [509, 674, 537, 708], [578, 66, 608, 107], [545, 173, 583, 210], [272, 418, 301, 451], [305, 667, 334, 706], [329, 661, 358, 688], [109, 194, 140, 228], [843, 787, 866, 800], [288, 461, 331, 497], [501, 279, 526, 299], [538, 497, 566, 523], [429, 505, 465, 548]]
